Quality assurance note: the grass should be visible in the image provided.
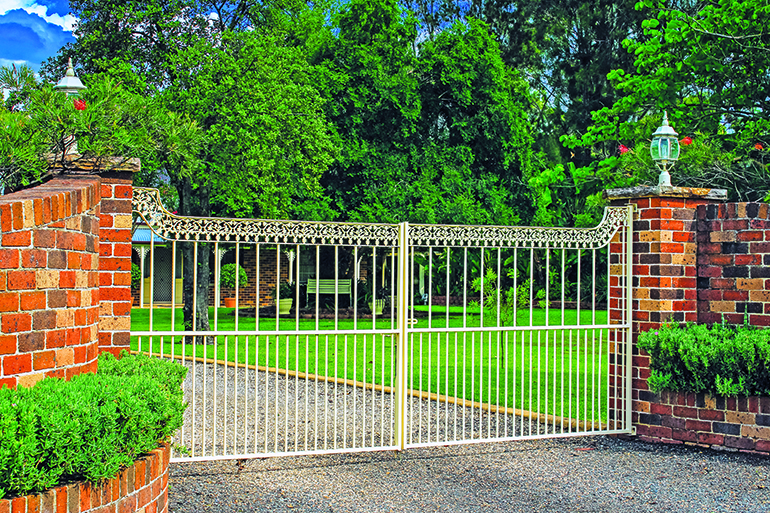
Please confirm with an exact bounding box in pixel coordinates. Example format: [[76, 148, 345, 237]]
[[131, 306, 617, 423]]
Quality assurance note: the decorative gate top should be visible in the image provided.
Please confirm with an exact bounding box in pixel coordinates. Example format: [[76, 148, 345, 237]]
[[133, 187, 629, 249], [408, 206, 629, 249], [133, 187, 400, 246]]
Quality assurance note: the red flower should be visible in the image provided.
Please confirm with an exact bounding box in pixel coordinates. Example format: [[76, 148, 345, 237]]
[[681, 136, 693, 146], [755, 143, 764, 151], [74, 99, 87, 111], [619, 144, 630, 155]]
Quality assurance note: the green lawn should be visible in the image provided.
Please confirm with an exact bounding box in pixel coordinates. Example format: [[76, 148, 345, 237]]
[[131, 307, 616, 423]]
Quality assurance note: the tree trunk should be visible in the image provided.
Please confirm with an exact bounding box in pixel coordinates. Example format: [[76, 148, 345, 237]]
[[175, 175, 213, 343]]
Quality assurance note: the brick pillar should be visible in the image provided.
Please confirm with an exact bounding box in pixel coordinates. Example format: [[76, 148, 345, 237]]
[[1, 177, 102, 388], [97, 165, 139, 357], [603, 185, 726, 426]]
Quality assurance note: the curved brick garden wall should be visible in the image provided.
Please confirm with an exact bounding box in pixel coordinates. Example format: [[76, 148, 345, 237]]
[[0, 161, 168, 513], [0, 165, 135, 388], [0, 443, 169, 513]]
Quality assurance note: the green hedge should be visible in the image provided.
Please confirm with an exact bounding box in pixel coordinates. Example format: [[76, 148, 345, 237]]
[[638, 322, 770, 396], [0, 351, 187, 499]]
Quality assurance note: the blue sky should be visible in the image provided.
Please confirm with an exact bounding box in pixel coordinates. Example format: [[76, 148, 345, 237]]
[[0, 0, 76, 71]]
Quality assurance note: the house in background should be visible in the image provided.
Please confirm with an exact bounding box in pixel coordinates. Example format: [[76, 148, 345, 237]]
[[131, 225, 184, 306]]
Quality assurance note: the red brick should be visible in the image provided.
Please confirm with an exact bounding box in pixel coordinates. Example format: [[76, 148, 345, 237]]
[[33, 230, 56, 248], [67, 253, 81, 270], [685, 419, 712, 432], [699, 409, 725, 421], [114, 185, 132, 199], [0, 293, 19, 312], [20, 249, 46, 268], [650, 403, 672, 416], [100, 228, 131, 243], [10, 497, 25, 513], [100, 287, 132, 302], [0, 249, 19, 269], [99, 257, 131, 271], [33, 351, 55, 370], [672, 428, 698, 442], [673, 406, 698, 418], [59, 271, 76, 289], [3, 353, 32, 375], [7, 271, 35, 290], [2, 313, 31, 333], [2, 231, 31, 247], [45, 329, 66, 349], [697, 432, 724, 445], [19, 292, 46, 311], [0, 335, 16, 355]]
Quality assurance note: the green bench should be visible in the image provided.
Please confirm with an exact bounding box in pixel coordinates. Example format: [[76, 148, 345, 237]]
[[306, 278, 353, 305]]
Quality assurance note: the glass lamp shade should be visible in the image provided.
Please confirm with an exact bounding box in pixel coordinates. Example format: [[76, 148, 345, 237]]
[[650, 111, 679, 170], [53, 58, 87, 96]]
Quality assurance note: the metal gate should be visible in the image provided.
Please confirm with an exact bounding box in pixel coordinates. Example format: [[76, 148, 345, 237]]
[[132, 188, 634, 462]]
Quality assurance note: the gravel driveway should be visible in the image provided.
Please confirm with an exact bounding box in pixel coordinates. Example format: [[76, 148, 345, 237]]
[[169, 434, 770, 512], [168, 360, 770, 512]]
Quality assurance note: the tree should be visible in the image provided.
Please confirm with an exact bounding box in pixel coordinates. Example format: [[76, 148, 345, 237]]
[[160, 30, 336, 333], [563, 0, 770, 207], [44, 1, 338, 335], [319, 1, 536, 225], [0, 71, 200, 195], [404, 0, 646, 226]]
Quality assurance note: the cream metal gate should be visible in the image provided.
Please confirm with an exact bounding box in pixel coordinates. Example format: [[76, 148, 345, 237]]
[[132, 188, 635, 462]]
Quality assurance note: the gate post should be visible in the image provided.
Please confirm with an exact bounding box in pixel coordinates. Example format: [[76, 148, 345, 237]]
[[395, 221, 409, 450]]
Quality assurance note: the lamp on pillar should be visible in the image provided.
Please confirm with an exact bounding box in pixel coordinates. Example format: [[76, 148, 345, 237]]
[[53, 58, 87, 96], [650, 111, 680, 187], [53, 58, 87, 156]]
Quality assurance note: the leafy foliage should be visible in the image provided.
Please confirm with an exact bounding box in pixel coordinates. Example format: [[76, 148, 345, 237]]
[[131, 263, 142, 290], [562, 0, 770, 215], [638, 322, 770, 396], [0, 351, 187, 499], [219, 263, 247, 290]]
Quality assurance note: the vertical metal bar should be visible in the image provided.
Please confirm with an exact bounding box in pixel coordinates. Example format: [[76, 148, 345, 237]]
[[295, 333, 300, 452], [255, 331, 260, 454], [149, 238, 154, 334], [470, 331, 475, 440], [324, 334, 329, 450], [274, 333, 279, 452], [577, 249, 582, 327], [235, 243, 240, 331], [334, 246, 339, 331], [244, 334, 249, 454], [496, 249, 501, 438], [362, 333, 368, 446], [233, 245, 240, 455], [479, 248, 485, 327]]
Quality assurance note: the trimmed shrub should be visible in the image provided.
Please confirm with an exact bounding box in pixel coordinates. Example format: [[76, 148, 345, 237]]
[[0, 351, 187, 499], [638, 322, 770, 396]]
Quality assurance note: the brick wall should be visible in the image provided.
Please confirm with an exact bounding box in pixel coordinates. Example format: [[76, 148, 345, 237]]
[[0, 443, 170, 513], [0, 159, 137, 388], [636, 391, 770, 456], [605, 186, 770, 455], [696, 202, 770, 326]]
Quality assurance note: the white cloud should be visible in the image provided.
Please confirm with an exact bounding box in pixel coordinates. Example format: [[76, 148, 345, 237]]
[[0, 0, 76, 31]]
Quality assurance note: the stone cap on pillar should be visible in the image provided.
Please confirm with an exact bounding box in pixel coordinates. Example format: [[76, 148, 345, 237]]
[[603, 184, 727, 201], [46, 154, 141, 175]]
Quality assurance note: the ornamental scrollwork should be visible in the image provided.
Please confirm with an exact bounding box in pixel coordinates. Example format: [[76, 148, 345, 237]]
[[133, 188, 630, 249], [407, 206, 630, 249], [132, 188, 400, 246]]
